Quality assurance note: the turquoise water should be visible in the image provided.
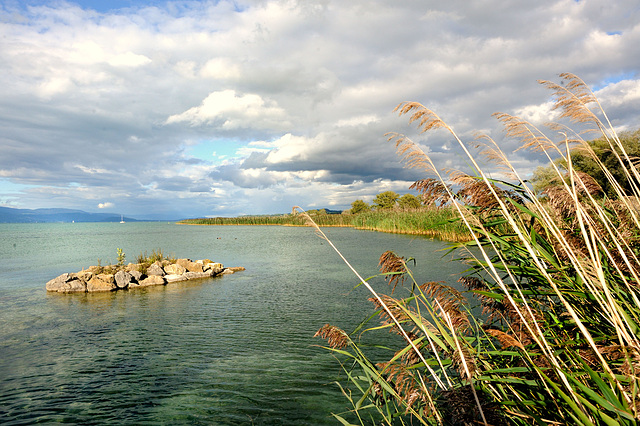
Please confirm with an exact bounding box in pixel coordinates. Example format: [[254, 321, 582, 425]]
[[0, 222, 466, 424]]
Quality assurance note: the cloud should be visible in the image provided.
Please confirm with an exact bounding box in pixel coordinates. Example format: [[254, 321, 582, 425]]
[[98, 202, 114, 209], [166, 89, 289, 130], [0, 0, 638, 219]]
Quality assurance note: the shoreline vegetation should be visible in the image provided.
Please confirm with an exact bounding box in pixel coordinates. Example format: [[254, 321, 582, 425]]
[[178, 208, 471, 242], [309, 74, 640, 424]]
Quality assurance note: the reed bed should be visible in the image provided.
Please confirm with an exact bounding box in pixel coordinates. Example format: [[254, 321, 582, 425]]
[[351, 208, 470, 241], [311, 73, 640, 425], [179, 215, 305, 226], [180, 209, 470, 241]]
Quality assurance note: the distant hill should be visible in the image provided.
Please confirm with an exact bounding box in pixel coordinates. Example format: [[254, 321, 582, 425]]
[[0, 207, 138, 223]]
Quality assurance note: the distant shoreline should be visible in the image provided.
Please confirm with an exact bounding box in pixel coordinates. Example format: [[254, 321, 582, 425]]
[[177, 210, 471, 242]]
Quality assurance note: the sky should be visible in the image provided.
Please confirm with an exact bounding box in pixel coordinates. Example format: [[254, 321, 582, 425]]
[[0, 0, 639, 220]]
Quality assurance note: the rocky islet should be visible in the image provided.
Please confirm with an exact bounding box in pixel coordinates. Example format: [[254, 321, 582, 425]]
[[46, 258, 245, 293]]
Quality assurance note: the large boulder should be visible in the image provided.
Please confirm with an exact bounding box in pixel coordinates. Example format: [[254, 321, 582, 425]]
[[87, 274, 116, 292], [129, 270, 144, 282], [176, 258, 203, 273], [165, 274, 188, 283], [184, 270, 214, 280], [114, 270, 133, 289], [175, 258, 190, 268], [46, 273, 70, 292], [138, 275, 166, 287], [62, 279, 87, 293], [146, 261, 165, 276], [46, 273, 87, 293], [164, 264, 186, 275]]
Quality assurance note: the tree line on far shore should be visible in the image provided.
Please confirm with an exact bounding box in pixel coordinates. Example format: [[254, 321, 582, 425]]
[[306, 191, 423, 216]]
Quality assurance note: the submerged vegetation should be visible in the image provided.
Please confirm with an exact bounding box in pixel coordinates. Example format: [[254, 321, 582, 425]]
[[310, 74, 640, 424]]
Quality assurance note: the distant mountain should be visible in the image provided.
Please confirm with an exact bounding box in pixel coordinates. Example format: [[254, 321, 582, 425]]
[[0, 207, 138, 223]]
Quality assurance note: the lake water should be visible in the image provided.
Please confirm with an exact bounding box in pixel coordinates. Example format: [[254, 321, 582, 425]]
[[0, 222, 466, 425]]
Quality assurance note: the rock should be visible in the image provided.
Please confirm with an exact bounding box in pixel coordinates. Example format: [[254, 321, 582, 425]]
[[87, 274, 116, 292], [129, 270, 144, 282], [176, 258, 203, 273], [125, 263, 140, 272], [46, 273, 70, 292], [46, 274, 87, 293], [188, 262, 204, 273], [184, 270, 214, 280], [164, 264, 186, 275], [86, 265, 103, 274], [165, 274, 188, 283], [138, 275, 166, 287], [176, 258, 191, 269], [61, 279, 87, 293], [204, 262, 224, 273], [227, 266, 245, 272], [76, 270, 94, 283], [146, 262, 165, 276], [114, 270, 133, 289], [46, 255, 243, 293]]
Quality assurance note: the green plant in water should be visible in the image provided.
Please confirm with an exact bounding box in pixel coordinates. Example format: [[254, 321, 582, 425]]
[[310, 73, 640, 425]]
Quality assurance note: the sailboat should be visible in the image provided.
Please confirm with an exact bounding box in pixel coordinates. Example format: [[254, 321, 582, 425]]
[[120, 215, 125, 223]]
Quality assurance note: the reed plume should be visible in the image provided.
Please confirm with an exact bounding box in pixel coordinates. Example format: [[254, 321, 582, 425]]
[[312, 74, 640, 425]]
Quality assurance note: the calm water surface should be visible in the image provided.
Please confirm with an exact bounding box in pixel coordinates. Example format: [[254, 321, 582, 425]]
[[0, 222, 466, 425]]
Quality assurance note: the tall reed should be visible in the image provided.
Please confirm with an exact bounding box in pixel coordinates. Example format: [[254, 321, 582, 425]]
[[312, 73, 640, 425]]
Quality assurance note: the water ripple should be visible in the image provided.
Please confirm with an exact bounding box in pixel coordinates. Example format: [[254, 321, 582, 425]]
[[0, 223, 466, 424]]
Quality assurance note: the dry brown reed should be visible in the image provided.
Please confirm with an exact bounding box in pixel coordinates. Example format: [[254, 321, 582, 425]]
[[312, 74, 640, 425]]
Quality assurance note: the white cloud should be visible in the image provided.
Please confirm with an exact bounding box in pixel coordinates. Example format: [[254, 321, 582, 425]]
[[199, 58, 241, 80], [0, 0, 638, 219], [513, 101, 559, 126], [98, 202, 114, 209], [166, 90, 288, 129], [107, 51, 152, 68]]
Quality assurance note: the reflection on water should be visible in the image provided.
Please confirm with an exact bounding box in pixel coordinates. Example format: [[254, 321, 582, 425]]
[[0, 223, 466, 424]]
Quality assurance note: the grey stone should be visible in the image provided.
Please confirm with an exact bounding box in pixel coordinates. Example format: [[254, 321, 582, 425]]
[[46, 273, 70, 292], [114, 270, 133, 289], [61, 279, 87, 293], [46, 274, 87, 293], [146, 262, 165, 276], [129, 270, 144, 282]]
